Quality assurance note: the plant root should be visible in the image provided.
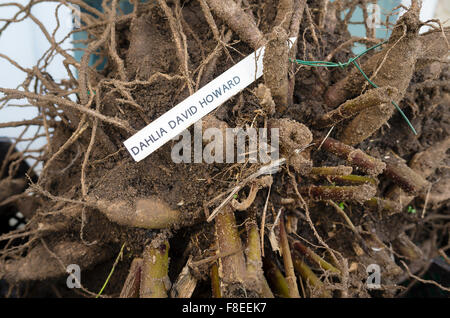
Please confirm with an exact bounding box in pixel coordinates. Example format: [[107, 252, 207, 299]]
[[263, 26, 290, 112], [318, 137, 386, 176], [93, 197, 183, 230], [316, 86, 398, 129], [204, 0, 264, 49], [1, 240, 112, 282]]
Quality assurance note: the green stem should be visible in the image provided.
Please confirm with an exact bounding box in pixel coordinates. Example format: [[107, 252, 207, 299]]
[[292, 241, 340, 275], [310, 166, 353, 176], [211, 262, 222, 298], [325, 174, 378, 186], [96, 243, 125, 298], [262, 256, 290, 298], [140, 241, 170, 298], [293, 257, 331, 298], [279, 212, 300, 298]]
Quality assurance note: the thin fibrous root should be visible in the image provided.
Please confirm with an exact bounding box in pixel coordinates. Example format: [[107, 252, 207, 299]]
[[231, 176, 272, 211]]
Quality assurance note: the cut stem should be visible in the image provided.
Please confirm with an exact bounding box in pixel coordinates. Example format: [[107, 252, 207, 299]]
[[310, 166, 353, 176], [170, 257, 197, 298], [293, 257, 332, 298], [318, 137, 386, 176], [364, 197, 402, 216], [383, 155, 430, 195], [292, 241, 340, 275], [262, 256, 290, 298], [246, 221, 274, 297], [279, 212, 300, 298], [211, 262, 221, 298], [140, 241, 170, 298], [323, 174, 379, 186], [299, 184, 376, 203], [214, 204, 247, 297], [315, 86, 397, 128]]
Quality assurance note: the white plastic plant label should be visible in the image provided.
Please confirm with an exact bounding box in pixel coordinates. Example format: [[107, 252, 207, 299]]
[[124, 37, 297, 162]]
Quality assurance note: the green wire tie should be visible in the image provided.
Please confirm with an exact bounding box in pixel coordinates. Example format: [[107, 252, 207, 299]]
[[289, 41, 417, 135]]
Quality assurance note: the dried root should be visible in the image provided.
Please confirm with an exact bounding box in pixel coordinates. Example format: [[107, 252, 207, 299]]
[[120, 258, 143, 298], [231, 176, 272, 211]]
